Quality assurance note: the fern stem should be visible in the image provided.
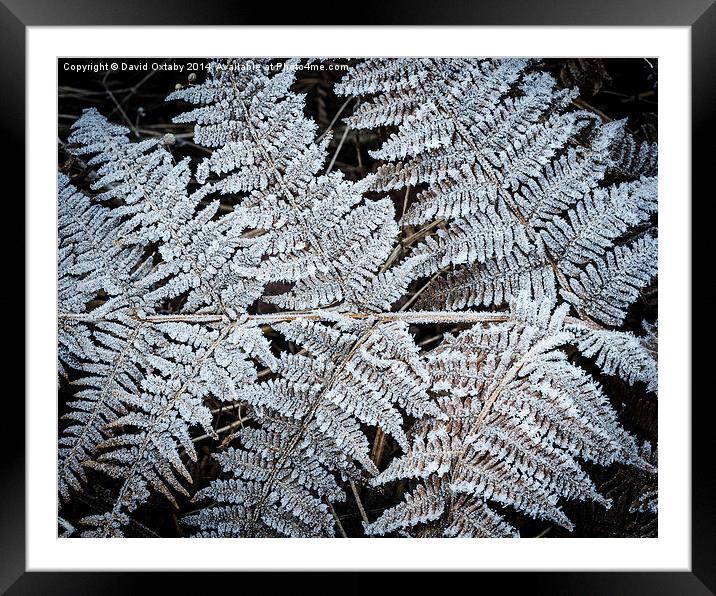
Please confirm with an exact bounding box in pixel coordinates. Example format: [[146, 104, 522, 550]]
[[349, 480, 370, 526], [61, 310, 595, 329], [327, 122, 351, 173], [328, 502, 349, 538], [135, 310, 520, 325], [317, 95, 355, 142]]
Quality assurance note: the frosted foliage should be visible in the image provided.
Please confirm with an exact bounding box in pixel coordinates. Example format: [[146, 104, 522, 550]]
[[58, 57, 657, 539], [58, 175, 162, 500], [416, 242, 557, 310], [167, 59, 323, 191], [630, 441, 658, 515], [561, 235, 657, 326], [364, 478, 447, 536], [58, 174, 147, 314], [78, 320, 269, 537], [169, 59, 404, 311], [249, 180, 399, 311], [365, 295, 647, 537], [58, 517, 76, 538], [338, 59, 658, 325], [570, 320, 657, 393], [58, 164, 269, 532], [58, 315, 164, 503], [186, 318, 443, 536], [58, 174, 151, 374], [610, 126, 658, 179], [184, 418, 350, 537], [68, 108, 265, 314]]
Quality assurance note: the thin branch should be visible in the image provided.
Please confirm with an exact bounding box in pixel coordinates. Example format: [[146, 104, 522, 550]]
[[572, 98, 612, 122], [399, 270, 445, 312], [192, 416, 251, 443], [370, 430, 387, 469], [402, 218, 445, 246], [317, 95, 355, 142], [401, 185, 411, 220], [329, 502, 349, 538], [349, 480, 370, 525], [327, 123, 351, 173], [105, 87, 139, 138]]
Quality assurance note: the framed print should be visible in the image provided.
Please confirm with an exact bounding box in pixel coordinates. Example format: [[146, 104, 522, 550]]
[[8, 0, 713, 592]]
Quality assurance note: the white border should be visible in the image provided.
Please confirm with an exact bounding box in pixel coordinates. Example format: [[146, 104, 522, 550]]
[[28, 26, 691, 571]]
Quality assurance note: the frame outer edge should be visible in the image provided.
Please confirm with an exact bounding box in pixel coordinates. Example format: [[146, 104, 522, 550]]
[[692, 2, 716, 592], [8, 0, 711, 591], [0, 0, 27, 593], [0, 0, 714, 26]]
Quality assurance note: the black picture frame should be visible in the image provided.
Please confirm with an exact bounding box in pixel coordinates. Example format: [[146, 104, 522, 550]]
[[6, 1, 711, 592]]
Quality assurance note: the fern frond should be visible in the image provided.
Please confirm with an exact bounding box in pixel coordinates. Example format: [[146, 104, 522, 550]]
[[569, 320, 657, 393], [68, 108, 264, 314], [540, 177, 657, 272], [185, 317, 442, 537], [57, 174, 149, 373], [365, 295, 644, 537], [185, 416, 351, 537], [169, 59, 402, 312], [58, 174, 158, 499], [167, 59, 324, 192], [58, 316, 162, 502], [610, 127, 658, 179], [561, 235, 657, 326], [337, 59, 658, 325], [416, 244, 556, 310], [363, 478, 447, 536], [80, 320, 273, 536]]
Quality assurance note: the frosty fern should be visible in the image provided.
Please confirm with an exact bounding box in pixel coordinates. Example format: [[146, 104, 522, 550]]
[[58, 58, 658, 538]]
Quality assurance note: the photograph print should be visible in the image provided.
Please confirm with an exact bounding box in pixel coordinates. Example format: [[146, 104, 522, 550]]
[[57, 57, 658, 539]]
